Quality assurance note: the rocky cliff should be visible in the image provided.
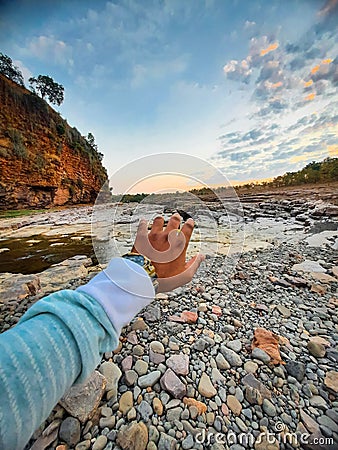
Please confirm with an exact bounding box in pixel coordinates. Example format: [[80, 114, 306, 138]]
[[0, 74, 108, 209]]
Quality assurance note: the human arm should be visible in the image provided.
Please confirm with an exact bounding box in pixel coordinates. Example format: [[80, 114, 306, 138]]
[[0, 213, 204, 449], [0, 258, 154, 450]]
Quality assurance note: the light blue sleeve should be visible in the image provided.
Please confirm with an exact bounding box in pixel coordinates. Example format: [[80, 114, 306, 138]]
[[0, 289, 119, 450], [0, 258, 154, 450]]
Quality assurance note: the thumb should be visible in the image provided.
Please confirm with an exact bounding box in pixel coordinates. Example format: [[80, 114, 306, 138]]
[[185, 253, 205, 276]]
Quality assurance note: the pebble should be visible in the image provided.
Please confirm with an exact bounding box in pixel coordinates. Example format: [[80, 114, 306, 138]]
[[226, 339, 242, 352], [160, 369, 187, 399], [166, 354, 189, 375], [119, 391, 133, 415], [59, 417, 81, 447], [158, 432, 177, 449], [134, 359, 149, 375], [198, 373, 217, 398], [117, 421, 148, 450], [262, 399, 276, 417], [276, 304, 291, 318], [150, 341, 165, 354], [92, 435, 107, 450], [193, 338, 208, 352], [153, 397, 163, 415], [309, 395, 328, 409], [138, 400, 153, 422], [125, 369, 138, 386], [244, 361, 258, 374], [226, 395, 242, 416], [138, 370, 161, 388], [307, 341, 326, 358], [220, 346, 242, 367], [216, 353, 230, 370], [251, 348, 271, 363], [99, 361, 121, 402], [285, 361, 306, 382]]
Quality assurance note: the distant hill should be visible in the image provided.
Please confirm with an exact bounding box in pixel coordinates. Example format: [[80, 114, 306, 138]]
[[235, 157, 338, 190], [0, 74, 108, 209]]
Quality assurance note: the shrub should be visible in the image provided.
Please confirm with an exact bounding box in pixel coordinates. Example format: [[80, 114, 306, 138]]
[[7, 128, 28, 159], [56, 123, 65, 136]]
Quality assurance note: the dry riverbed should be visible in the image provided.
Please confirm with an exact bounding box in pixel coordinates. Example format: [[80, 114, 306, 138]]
[[0, 195, 337, 450]]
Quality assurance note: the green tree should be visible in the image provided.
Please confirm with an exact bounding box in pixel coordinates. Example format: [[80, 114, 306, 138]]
[[86, 132, 97, 149], [29, 75, 64, 106], [86, 132, 104, 161], [0, 52, 24, 86]]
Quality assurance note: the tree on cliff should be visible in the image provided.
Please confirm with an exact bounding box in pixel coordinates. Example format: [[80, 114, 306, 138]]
[[86, 132, 104, 162], [0, 52, 25, 86], [29, 75, 64, 106]]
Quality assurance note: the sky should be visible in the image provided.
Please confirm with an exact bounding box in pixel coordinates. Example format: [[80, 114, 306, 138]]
[[0, 0, 337, 191]]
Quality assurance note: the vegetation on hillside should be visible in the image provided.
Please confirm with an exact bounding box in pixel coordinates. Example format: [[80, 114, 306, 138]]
[[0, 52, 104, 172], [0, 51, 64, 106], [233, 157, 338, 191], [0, 52, 24, 86], [29, 75, 64, 106]]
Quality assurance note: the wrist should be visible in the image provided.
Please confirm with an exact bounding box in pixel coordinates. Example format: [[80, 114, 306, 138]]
[[122, 252, 159, 294]]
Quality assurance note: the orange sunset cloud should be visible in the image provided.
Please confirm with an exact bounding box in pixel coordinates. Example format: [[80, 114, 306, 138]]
[[304, 80, 313, 87], [271, 81, 282, 89], [328, 144, 338, 157], [260, 42, 279, 56], [311, 65, 320, 74], [305, 92, 316, 101], [322, 58, 333, 64]]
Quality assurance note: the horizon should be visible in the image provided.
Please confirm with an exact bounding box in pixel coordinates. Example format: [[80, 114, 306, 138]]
[[1, 0, 337, 190]]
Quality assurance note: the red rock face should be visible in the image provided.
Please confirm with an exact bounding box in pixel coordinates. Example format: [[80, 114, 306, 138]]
[[0, 75, 108, 209]]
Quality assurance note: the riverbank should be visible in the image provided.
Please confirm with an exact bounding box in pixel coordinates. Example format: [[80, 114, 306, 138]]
[[0, 191, 337, 450]]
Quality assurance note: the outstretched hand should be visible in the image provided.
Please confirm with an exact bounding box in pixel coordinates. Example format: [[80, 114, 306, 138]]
[[132, 213, 205, 292]]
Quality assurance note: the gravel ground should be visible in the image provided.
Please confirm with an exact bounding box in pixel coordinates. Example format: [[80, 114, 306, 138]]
[[1, 198, 337, 450], [5, 240, 334, 450]]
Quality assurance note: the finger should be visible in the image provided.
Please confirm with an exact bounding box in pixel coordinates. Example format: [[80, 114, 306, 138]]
[[132, 218, 148, 252], [136, 218, 148, 236], [186, 253, 205, 274], [165, 213, 181, 233], [151, 216, 164, 233], [181, 218, 194, 245]]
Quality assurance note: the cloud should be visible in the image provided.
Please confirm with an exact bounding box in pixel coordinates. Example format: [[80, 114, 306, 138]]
[[244, 20, 256, 29], [318, 0, 338, 16], [25, 35, 73, 67], [13, 59, 32, 84], [305, 92, 316, 101], [223, 58, 252, 84], [311, 64, 320, 74], [327, 144, 338, 156], [214, 94, 337, 181], [260, 42, 279, 56], [304, 79, 313, 88]]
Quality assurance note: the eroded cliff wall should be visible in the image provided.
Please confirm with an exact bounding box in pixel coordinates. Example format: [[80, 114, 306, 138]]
[[0, 74, 108, 209]]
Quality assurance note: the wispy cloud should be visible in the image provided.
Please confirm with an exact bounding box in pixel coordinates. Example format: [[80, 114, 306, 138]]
[[25, 35, 73, 67]]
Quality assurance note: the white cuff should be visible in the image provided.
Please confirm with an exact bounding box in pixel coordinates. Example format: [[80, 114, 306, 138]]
[[77, 257, 155, 335]]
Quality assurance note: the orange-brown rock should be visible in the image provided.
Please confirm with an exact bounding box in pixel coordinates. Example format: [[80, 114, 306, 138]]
[[183, 397, 207, 414], [0, 74, 108, 209]]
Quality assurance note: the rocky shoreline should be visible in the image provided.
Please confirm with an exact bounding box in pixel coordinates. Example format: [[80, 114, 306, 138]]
[[0, 196, 337, 450]]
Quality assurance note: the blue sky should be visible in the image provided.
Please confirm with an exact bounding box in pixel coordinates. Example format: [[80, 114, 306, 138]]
[[1, 0, 337, 186]]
